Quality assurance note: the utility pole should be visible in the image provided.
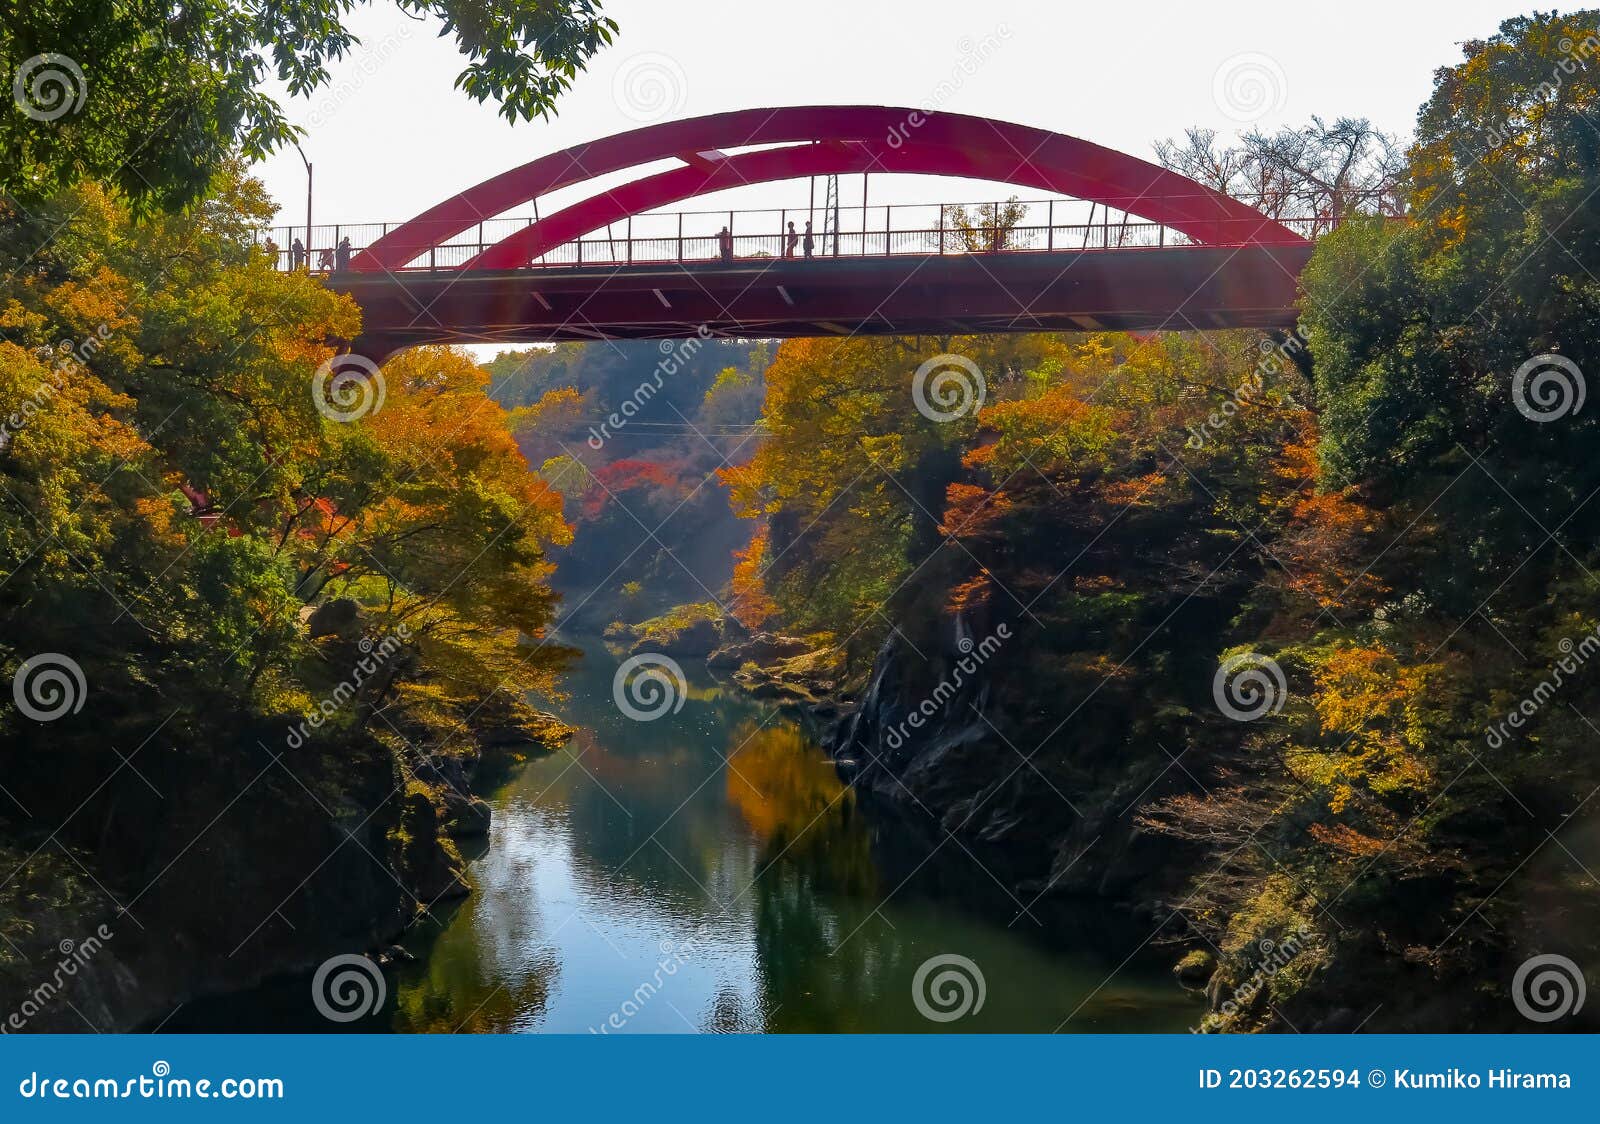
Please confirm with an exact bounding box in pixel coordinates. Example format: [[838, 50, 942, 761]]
[[823, 174, 840, 256]]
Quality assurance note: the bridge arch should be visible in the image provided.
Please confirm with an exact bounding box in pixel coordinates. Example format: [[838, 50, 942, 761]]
[[351, 106, 1303, 274]]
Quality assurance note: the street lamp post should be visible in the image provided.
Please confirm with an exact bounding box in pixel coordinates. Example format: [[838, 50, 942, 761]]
[[293, 141, 312, 269]]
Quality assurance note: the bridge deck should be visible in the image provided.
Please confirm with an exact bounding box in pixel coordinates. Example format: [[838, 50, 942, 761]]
[[335, 243, 1312, 357]]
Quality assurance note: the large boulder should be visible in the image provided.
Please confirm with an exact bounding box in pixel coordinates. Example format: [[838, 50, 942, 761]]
[[611, 603, 733, 658], [441, 790, 493, 837], [471, 700, 572, 756], [630, 614, 721, 657], [728, 645, 843, 707], [397, 790, 469, 903], [1174, 949, 1216, 990], [706, 631, 813, 669], [305, 598, 362, 639]]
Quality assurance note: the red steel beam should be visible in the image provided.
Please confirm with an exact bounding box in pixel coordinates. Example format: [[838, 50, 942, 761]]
[[336, 244, 1312, 359], [352, 107, 1303, 273], [464, 140, 1294, 270]]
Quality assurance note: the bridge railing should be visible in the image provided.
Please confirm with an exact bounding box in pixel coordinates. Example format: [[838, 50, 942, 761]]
[[256, 197, 1334, 274]]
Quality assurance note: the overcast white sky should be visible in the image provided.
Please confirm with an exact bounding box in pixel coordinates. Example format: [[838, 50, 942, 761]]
[[254, 0, 1534, 233]]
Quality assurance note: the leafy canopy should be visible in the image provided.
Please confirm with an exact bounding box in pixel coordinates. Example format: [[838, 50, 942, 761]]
[[1, 0, 616, 211], [1, 170, 573, 745], [1301, 9, 1600, 508]]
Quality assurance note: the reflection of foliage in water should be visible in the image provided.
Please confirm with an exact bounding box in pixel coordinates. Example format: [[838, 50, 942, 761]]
[[725, 722, 875, 895], [391, 947, 559, 1033], [725, 722, 898, 1029], [753, 859, 910, 1031]]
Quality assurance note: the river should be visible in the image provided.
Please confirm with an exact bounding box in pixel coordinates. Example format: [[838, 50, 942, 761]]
[[165, 639, 1196, 1032]]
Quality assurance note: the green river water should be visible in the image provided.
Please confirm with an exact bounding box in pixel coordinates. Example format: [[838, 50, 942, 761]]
[[165, 639, 1196, 1032]]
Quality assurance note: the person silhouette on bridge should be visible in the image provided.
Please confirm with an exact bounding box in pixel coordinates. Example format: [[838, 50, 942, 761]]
[[717, 225, 733, 263], [290, 237, 305, 270], [785, 221, 799, 258], [263, 237, 279, 268], [802, 220, 815, 259], [336, 236, 352, 272], [317, 246, 335, 272]]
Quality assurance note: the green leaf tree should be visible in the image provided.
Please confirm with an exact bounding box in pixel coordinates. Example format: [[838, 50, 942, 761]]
[[1, 0, 616, 211]]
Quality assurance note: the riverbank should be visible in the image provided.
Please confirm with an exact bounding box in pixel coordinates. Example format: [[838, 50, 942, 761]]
[[611, 606, 1190, 923], [0, 702, 570, 1033], [3, 618, 1204, 1034]]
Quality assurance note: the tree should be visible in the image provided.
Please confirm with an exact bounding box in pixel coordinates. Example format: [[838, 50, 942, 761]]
[[1140, 12, 1600, 1031], [1, 169, 576, 800], [1301, 10, 1600, 515], [1156, 118, 1405, 229], [316, 346, 576, 739], [1, 0, 617, 211], [487, 337, 770, 631], [508, 385, 592, 465], [1, 171, 360, 707], [728, 524, 777, 629], [941, 197, 1029, 252]]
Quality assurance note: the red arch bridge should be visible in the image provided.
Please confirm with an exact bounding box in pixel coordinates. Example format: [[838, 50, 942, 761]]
[[268, 107, 1325, 359]]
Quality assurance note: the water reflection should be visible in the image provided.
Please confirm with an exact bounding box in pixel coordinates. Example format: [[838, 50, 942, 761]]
[[164, 639, 1197, 1032]]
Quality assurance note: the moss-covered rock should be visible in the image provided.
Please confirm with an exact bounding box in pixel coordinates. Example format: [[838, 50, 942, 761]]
[[1173, 949, 1216, 989], [611, 601, 729, 657]]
